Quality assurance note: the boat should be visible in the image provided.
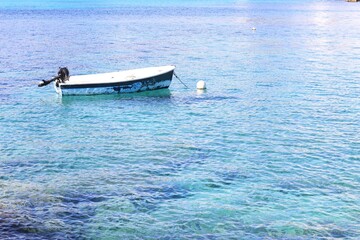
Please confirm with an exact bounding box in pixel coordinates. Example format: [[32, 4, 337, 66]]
[[39, 65, 176, 96]]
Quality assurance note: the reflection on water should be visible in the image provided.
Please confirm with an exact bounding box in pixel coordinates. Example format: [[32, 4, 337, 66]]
[[59, 88, 172, 105]]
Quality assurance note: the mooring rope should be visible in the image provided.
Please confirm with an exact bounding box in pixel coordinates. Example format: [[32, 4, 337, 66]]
[[174, 72, 189, 89]]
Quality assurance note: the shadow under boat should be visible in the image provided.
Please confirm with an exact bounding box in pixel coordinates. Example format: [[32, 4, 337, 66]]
[[58, 88, 172, 105]]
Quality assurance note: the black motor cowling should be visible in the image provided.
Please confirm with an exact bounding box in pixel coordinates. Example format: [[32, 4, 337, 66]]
[[58, 67, 70, 82]]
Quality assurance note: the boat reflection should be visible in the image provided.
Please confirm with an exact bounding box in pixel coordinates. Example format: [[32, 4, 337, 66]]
[[57, 88, 172, 105]]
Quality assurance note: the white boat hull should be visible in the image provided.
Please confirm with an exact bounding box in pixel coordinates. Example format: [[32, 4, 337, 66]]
[[54, 65, 175, 96]]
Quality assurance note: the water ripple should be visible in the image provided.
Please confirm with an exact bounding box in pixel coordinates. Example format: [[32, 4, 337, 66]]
[[1, 1, 360, 239]]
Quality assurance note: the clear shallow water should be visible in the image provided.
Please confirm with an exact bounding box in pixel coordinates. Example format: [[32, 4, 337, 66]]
[[0, 1, 359, 239]]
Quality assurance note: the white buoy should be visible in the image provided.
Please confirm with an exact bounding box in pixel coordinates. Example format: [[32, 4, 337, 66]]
[[197, 80, 206, 90], [252, 27, 256, 31]]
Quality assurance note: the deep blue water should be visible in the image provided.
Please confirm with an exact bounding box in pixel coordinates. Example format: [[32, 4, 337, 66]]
[[0, 1, 359, 239]]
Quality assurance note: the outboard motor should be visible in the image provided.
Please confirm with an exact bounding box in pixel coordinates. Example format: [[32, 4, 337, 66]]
[[38, 67, 70, 87], [58, 67, 70, 83]]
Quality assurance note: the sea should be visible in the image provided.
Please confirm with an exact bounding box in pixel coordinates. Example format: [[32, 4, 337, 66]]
[[0, 0, 359, 239]]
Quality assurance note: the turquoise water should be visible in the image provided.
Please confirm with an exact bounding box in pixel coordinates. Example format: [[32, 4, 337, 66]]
[[1, 1, 359, 239]]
